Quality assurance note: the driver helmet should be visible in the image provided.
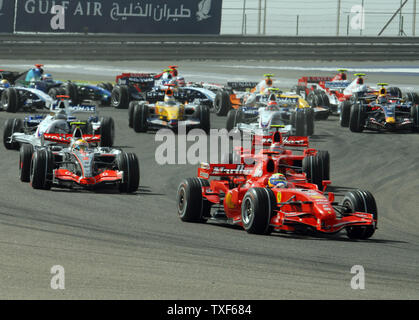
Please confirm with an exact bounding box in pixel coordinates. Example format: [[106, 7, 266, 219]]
[[42, 73, 53, 81], [377, 94, 387, 104], [72, 139, 89, 152], [265, 78, 273, 87], [267, 100, 278, 110], [268, 173, 287, 188], [0, 79, 10, 88]]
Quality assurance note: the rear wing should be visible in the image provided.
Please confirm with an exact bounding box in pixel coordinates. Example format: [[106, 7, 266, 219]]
[[51, 99, 97, 115], [198, 163, 253, 179], [298, 76, 333, 85], [325, 81, 351, 89], [116, 73, 156, 90], [251, 130, 310, 149], [227, 81, 259, 91], [43, 133, 101, 145], [0, 70, 25, 84]]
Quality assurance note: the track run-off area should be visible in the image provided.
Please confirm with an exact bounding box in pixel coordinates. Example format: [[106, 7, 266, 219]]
[[0, 60, 418, 299]]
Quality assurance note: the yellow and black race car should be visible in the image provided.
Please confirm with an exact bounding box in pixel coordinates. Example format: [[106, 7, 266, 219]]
[[128, 85, 210, 134]]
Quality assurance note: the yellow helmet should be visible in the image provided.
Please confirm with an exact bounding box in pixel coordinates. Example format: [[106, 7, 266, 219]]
[[1, 79, 10, 88], [73, 139, 88, 152]]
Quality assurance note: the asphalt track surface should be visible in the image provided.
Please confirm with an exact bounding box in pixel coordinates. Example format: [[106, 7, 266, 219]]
[[0, 60, 419, 299]]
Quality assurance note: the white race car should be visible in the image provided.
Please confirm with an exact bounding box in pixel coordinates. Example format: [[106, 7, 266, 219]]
[[3, 97, 115, 150]]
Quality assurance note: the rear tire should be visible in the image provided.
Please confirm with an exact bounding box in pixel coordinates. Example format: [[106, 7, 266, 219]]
[[2, 88, 20, 113], [19, 144, 34, 182], [99, 116, 115, 147], [404, 92, 419, 105], [292, 109, 308, 136], [64, 82, 80, 105], [214, 90, 232, 116], [303, 152, 328, 189], [410, 105, 419, 132], [177, 178, 210, 222], [195, 105, 210, 134], [241, 188, 275, 235], [342, 190, 377, 240], [111, 85, 130, 109]]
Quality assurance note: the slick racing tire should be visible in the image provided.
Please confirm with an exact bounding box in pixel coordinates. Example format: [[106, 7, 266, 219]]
[[291, 109, 310, 136], [387, 87, 402, 99], [302, 151, 329, 190], [19, 144, 34, 183], [213, 90, 232, 116], [30, 149, 53, 190], [98, 82, 113, 92], [48, 87, 61, 100], [226, 109, 244, 133], [342, 190, 377, 240], [410, 105, 419, 132], [349, 103, 366, 133], [340, 101, 352, 127], [133, 103, 149, 133], [195, 105, 211, 135], [404, 92, 419, 105], [177, 178, 210, 223], [111, 85, 130, 109], [3, 118, 23, 150], [99, 116, 115, 147], [128, 101, 137, 128], [63, 82, 80, 105], [2, 87, 20, 113], [117, 152, 140, 193], [296, 85, 308, 99], [304, 108, 315, 136], [241, 188, 275, 235]]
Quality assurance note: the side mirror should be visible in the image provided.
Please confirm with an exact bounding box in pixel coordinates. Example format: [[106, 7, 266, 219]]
[[322, 180, 332, 192]]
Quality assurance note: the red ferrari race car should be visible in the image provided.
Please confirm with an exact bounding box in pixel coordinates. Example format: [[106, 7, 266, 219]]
[[177, 131, 377, 240]]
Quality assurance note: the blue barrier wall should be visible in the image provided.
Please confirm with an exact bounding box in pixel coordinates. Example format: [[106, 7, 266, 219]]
[[0, 0, 15, 33]]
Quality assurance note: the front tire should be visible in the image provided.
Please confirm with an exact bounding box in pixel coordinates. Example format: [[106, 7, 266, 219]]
[[133, 103, 149, 133], [30, 149, 53, 190], [3, 118, 23, 150], [241, 188, 275, 235], [19, 144, 34, 182], [349, 103, 366, 133], [342, 190, 377, 240], [117, 152, 140, 193]]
